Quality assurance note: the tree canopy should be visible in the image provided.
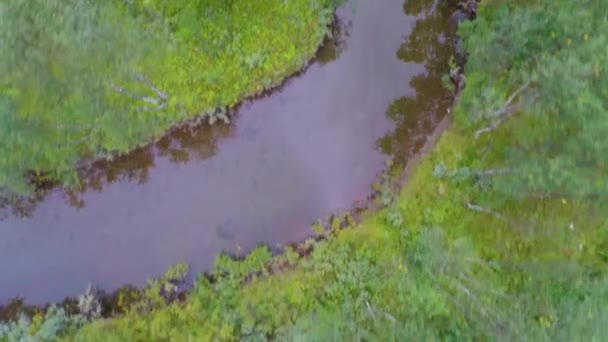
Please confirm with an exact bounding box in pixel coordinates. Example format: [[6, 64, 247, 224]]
[[457, 0, 608, 203]]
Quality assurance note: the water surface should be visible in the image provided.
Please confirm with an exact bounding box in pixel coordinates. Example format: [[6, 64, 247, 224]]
[[0, 0, 456, 304]]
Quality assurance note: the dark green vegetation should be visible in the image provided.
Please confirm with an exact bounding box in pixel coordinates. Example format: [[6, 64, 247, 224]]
[[3, 0, 608, 340], [0, 0, 338, 194]]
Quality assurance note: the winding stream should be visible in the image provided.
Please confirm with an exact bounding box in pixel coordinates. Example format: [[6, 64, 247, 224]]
[[0, 0, 456, 304]]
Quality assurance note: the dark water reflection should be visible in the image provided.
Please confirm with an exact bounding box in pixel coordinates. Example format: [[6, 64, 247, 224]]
[[316, 14, 352, 65], [378, 0, 457, 167], [0, 0, 455, 304]]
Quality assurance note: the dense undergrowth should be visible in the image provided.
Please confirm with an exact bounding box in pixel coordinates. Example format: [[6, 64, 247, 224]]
[[0, 0, 338, 194], [2, 0, 608, 340]]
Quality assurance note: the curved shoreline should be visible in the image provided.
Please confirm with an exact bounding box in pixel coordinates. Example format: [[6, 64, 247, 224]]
[[3, 0, 395, 304], [70, 18, 342, 175], [0, 94, 457, 325], [1, 0, 462, 333]]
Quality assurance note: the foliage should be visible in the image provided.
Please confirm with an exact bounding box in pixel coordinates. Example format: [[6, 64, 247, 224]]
[[0, 264, 191, 341], [0, 306, 84, 342], [7, 0, 608, 340], [456, 0, 608, 204], [0, 0, 338, 194], [132, 263, 190, 311]]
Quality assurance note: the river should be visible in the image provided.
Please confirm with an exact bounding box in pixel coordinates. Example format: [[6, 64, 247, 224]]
[[0, 0, 456, 304]]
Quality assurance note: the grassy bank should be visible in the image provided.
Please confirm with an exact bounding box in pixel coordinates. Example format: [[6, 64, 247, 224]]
[[3, 0, 608, 340], [56, 131, 606, 340], [0, 0, 338, 194]]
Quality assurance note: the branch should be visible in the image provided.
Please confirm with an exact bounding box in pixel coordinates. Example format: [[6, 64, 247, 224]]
[[111, 83, 160, 104], [475, 168, 512, 176], [474, 104, 522, 139], [475, 81, 531, 140], [497, 81, 530, 115], [474, 115, 509, 140], [455, 281, 477, 302], [365, 301, 376, 319], [466, 202, 509, 222], [135, 74, 168, 100]]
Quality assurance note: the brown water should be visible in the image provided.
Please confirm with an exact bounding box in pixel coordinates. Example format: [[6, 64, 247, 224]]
[[0, 0, 456, 304]]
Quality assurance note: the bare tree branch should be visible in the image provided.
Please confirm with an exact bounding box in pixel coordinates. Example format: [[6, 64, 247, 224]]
[[365, 301, 376, 319], [491, 81, 530, 117], [474, 105, 522, 139], [111, 83, 160, 104], [383, 311, 397, 323], [475, 81, 531, 140], [135, 74, 168, 100], [466, 202, 509, 222], [475, 168, 512, 176], [136, 103, 168, 113]]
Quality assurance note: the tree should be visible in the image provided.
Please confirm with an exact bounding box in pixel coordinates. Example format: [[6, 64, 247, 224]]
[[456, 0, 608, 204]]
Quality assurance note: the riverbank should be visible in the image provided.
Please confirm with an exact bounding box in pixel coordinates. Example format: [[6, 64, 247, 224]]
[[3, 0, 607, 340], [1, 0, 339, 194], [0, 0, 440, 305]]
